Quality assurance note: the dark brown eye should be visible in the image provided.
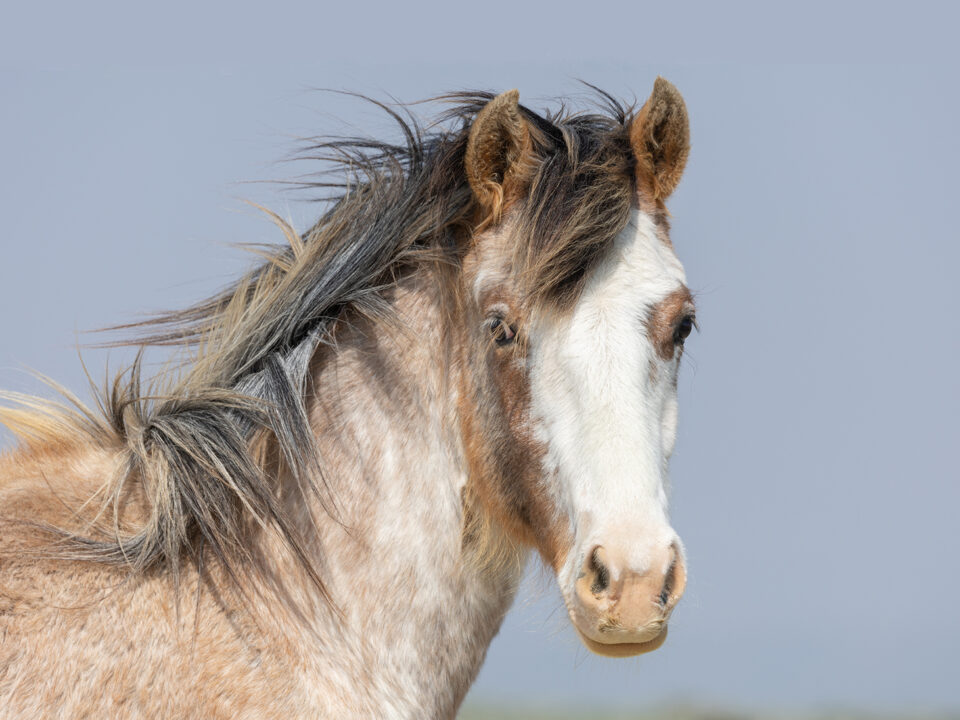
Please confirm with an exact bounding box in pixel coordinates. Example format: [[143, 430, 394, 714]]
[[490, 318, 517, 347], [674, 315, 694, 344]]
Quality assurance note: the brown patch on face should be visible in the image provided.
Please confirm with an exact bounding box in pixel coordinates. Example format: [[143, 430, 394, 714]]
[[456, 265, 571, 571], [644, 287, 695, 361]]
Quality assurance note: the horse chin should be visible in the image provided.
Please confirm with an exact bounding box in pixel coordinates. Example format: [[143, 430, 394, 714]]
[[573, 625, 669, 658]]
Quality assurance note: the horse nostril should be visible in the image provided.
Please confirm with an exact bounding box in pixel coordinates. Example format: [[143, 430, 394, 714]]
[[658, 567, 672, 606], [659, 547, 680, 607], [589, 547, 610, 595]]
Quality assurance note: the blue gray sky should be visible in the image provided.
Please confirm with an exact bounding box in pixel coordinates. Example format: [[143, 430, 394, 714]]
[[1, 3, 958, 714]]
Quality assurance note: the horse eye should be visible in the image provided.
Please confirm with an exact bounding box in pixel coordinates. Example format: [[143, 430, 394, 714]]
[[490, 318, 517, 347], [675, 315, 694, 344]]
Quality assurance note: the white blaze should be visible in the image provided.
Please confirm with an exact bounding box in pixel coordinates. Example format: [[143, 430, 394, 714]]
[[528, 209, 687, 590]]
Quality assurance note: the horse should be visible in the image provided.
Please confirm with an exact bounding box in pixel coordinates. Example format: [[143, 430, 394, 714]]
[[0, 78, 695, 718]]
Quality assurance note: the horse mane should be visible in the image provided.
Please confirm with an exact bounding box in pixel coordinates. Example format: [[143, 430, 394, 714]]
[[0, 89, 637, 597]]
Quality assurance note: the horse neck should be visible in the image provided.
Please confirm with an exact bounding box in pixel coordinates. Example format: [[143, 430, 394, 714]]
[[287, 270, 525, 716]]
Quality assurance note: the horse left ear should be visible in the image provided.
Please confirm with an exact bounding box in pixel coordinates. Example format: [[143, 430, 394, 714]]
[[630, 77, 690, 201], [465, 89, 532, 221]]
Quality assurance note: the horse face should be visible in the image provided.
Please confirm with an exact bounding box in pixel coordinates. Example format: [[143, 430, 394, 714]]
[[460, 80, 693, 657], [527, 208, 692, 656]]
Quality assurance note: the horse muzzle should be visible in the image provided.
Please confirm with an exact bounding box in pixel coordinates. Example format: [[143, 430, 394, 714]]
[[568, 541, 686, 657]]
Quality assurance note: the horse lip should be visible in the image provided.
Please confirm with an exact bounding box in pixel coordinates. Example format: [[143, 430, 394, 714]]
[[573, 624, 669, 658], [579, 617, 665, 645], [566, 600, 670, 657]]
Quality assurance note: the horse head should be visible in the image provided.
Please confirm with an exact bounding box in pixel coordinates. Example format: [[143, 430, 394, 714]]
[[458, 78, 693, 657]]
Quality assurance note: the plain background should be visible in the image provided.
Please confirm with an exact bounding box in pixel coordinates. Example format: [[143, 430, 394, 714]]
[[1, 2, 958, 714]]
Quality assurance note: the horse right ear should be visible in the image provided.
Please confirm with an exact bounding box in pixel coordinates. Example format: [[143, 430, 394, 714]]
[[465, 89, 532, 221]]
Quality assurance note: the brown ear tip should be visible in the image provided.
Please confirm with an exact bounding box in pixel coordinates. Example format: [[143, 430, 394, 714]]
[[654, 75, 676, 90], [491, 89, 520, 110], [653, 77, 685, 105]]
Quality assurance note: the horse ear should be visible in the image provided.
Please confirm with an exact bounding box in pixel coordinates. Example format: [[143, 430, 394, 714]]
[[465, 89, 531, 219], [630, 77, 690, 201]]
